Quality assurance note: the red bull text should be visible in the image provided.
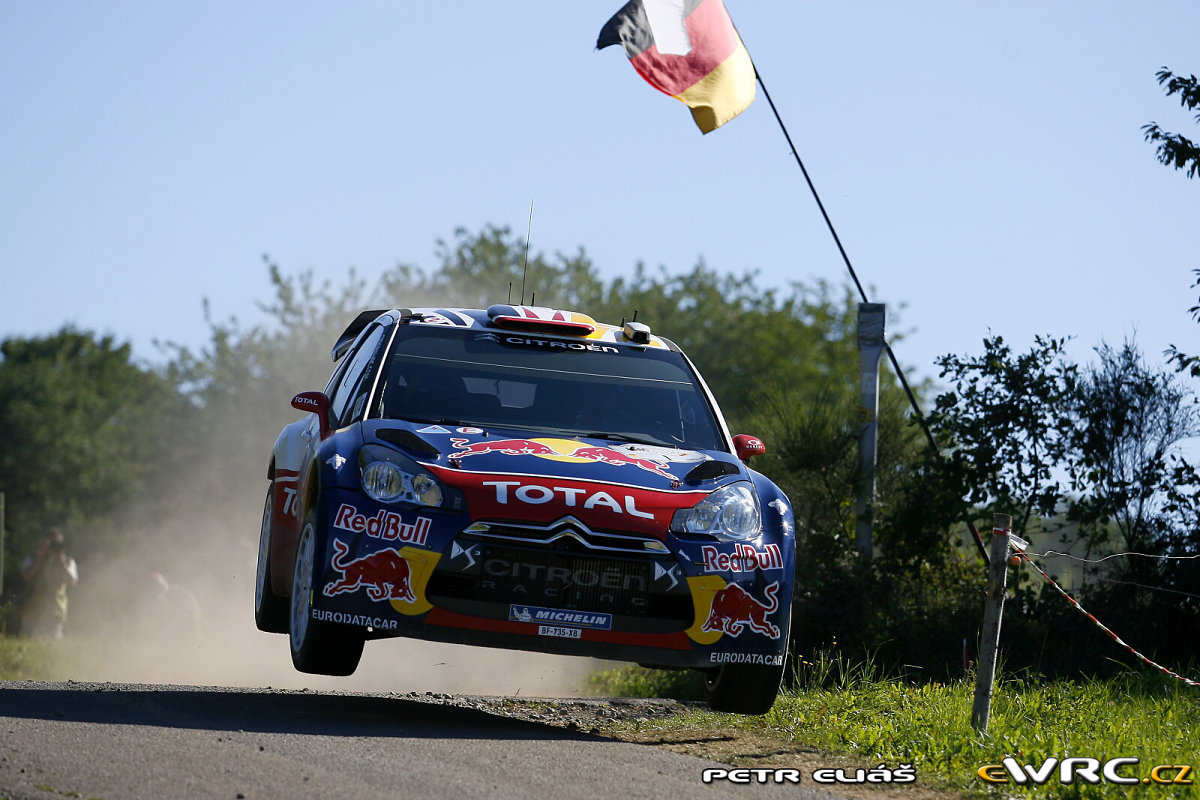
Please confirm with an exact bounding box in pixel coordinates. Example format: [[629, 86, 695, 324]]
[[332, 503, 431, 544], [701, 544, 783, 572]]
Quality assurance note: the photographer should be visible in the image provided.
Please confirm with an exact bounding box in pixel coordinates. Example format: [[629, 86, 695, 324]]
[[20, 528, 79, 638]]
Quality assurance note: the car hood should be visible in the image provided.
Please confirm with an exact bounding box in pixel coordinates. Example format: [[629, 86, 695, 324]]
[[359, 419, 747, 490]]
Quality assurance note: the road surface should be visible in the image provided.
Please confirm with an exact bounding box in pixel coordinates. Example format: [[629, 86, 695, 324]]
[[0, 682, 850, 800]]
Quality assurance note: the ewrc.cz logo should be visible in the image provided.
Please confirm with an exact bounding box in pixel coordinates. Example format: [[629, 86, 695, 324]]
[[978, 758, 1193, 786]]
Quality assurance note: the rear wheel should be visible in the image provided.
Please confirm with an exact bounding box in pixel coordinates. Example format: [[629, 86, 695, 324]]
[[701, 628, 790, 715], [289, 510, 365, 676], [254, 486, 289, 633]]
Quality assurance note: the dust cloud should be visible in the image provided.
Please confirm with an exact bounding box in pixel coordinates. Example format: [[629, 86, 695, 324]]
[[62, 503, 602, 696]]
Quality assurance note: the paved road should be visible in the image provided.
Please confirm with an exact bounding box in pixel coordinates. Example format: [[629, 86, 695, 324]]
[[0, 682, 849, 800]]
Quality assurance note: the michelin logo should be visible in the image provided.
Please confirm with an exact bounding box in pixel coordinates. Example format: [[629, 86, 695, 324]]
[[509, 604, 612, 630]]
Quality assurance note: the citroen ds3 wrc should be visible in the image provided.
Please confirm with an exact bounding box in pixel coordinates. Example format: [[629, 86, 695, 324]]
[[254, 304, 796, 714]]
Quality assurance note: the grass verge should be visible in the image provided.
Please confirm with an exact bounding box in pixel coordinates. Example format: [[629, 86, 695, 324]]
[[592, 655, 1200, 799], [0, 634, 75, 681]]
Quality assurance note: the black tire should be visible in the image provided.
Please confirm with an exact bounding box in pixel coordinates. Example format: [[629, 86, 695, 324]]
[[254, 486, 289, 634], [701, 628, 790, 715], [289, 509, 365, 676]]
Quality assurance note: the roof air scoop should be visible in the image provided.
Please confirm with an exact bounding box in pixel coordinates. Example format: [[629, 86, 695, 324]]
[[486, 304, 597, 336]]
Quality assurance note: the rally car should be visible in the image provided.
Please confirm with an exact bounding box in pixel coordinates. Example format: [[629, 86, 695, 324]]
[[254, 304, 795, 714]]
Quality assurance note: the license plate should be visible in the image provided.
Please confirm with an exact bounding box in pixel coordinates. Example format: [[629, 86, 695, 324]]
[[538, 625, 582, 639]]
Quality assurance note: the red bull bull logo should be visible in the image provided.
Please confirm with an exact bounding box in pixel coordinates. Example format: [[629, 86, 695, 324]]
[[323, 539, 415, 603], [450, 437, 561, 457], [449, 437, 680, 481], [702, 581, 781, 639]]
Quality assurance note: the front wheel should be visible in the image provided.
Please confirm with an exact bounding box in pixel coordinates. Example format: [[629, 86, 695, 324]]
[[701, 628, 790, 715], [289, 510, 365, 676]]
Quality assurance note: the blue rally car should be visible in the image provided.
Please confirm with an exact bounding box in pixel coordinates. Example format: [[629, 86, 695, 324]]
[[254, 304, 795, 714]]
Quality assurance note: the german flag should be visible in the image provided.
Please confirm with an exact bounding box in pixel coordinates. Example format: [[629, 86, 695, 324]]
[[598, 0, 755, 134]]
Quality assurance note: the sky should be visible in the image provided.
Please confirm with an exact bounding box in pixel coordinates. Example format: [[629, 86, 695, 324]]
[[3, 1, 1198, 390]]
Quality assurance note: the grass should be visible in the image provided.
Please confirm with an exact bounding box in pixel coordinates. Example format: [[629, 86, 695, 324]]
[[0, 634, 78, 681], [588, 663, 705, 701], [591, 645, 1200, 799]]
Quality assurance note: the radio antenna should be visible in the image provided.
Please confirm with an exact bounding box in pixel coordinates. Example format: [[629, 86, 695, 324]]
[[520, 199, 534, 305]]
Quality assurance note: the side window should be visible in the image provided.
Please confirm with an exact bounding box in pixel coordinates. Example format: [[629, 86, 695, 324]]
[[329, 324, 388, 427], [324, 351, 354, 398]]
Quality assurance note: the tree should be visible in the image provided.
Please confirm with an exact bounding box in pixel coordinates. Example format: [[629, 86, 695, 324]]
[[1145, 68, 1200, 416], [1068, 339, 1200, 554], [160, 258, 376, 522], [927, 335, 1079, 538], [1166, 268, 1200, 378], [0, 328, 180, 562], [379, 224, 605, 313], [1143, 68, 1200, 179]]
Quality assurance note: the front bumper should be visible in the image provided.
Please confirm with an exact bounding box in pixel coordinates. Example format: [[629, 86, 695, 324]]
[[309, 487, 793, 669]]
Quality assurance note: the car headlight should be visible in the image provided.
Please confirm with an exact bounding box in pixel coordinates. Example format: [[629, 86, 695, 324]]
[[670, 481, 761, 541], [358, 445, 445, 507]]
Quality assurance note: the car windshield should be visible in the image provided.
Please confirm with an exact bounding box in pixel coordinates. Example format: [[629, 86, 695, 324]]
[[371, 327, 726, 451]]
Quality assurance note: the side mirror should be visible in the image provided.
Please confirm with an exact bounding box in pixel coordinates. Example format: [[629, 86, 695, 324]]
[[733, 434, 766, 461], [291, 391, 332, 440]]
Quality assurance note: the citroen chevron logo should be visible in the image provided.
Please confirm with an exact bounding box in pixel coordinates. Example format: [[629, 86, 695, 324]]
[[654, 562, 679, 590]]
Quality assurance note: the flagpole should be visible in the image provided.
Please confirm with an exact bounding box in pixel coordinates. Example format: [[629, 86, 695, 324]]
[[752, 68, 991, 566], [754, 73, 869, 305]]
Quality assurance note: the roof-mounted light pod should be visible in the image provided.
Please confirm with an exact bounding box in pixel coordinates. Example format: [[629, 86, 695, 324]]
[[623, 321, 652, 345]]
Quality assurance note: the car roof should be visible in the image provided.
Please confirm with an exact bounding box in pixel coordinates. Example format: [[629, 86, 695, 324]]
[[333, 304, 673, 362]]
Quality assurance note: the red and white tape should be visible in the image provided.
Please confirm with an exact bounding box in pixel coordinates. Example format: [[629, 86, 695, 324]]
[[1014, 550, 1200, 689]]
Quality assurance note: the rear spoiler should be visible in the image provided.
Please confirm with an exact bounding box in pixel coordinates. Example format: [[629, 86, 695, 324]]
[[332, 309, 389, 361]]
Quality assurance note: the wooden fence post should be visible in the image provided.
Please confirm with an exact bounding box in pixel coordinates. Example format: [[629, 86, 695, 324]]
[[972, 513, 1012, 735], [855, 303, 886, 559]]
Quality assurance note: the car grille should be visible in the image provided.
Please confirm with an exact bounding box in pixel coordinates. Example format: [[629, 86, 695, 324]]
[[427, 541, 693, 625], [487, 545, 649, 610], [463, 516, 667, 555]]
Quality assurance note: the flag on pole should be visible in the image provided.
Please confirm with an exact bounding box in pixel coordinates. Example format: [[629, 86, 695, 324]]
[[597, 0, 755, 134]]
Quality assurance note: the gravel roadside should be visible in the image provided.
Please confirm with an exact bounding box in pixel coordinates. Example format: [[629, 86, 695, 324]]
[[415, 692, 970, 800]]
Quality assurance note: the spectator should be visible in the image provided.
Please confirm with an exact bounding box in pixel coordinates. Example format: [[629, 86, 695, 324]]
[[21, 528, 79, 638]]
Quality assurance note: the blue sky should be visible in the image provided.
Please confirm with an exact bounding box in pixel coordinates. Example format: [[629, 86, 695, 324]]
[[3, 1, 1198, 387]]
